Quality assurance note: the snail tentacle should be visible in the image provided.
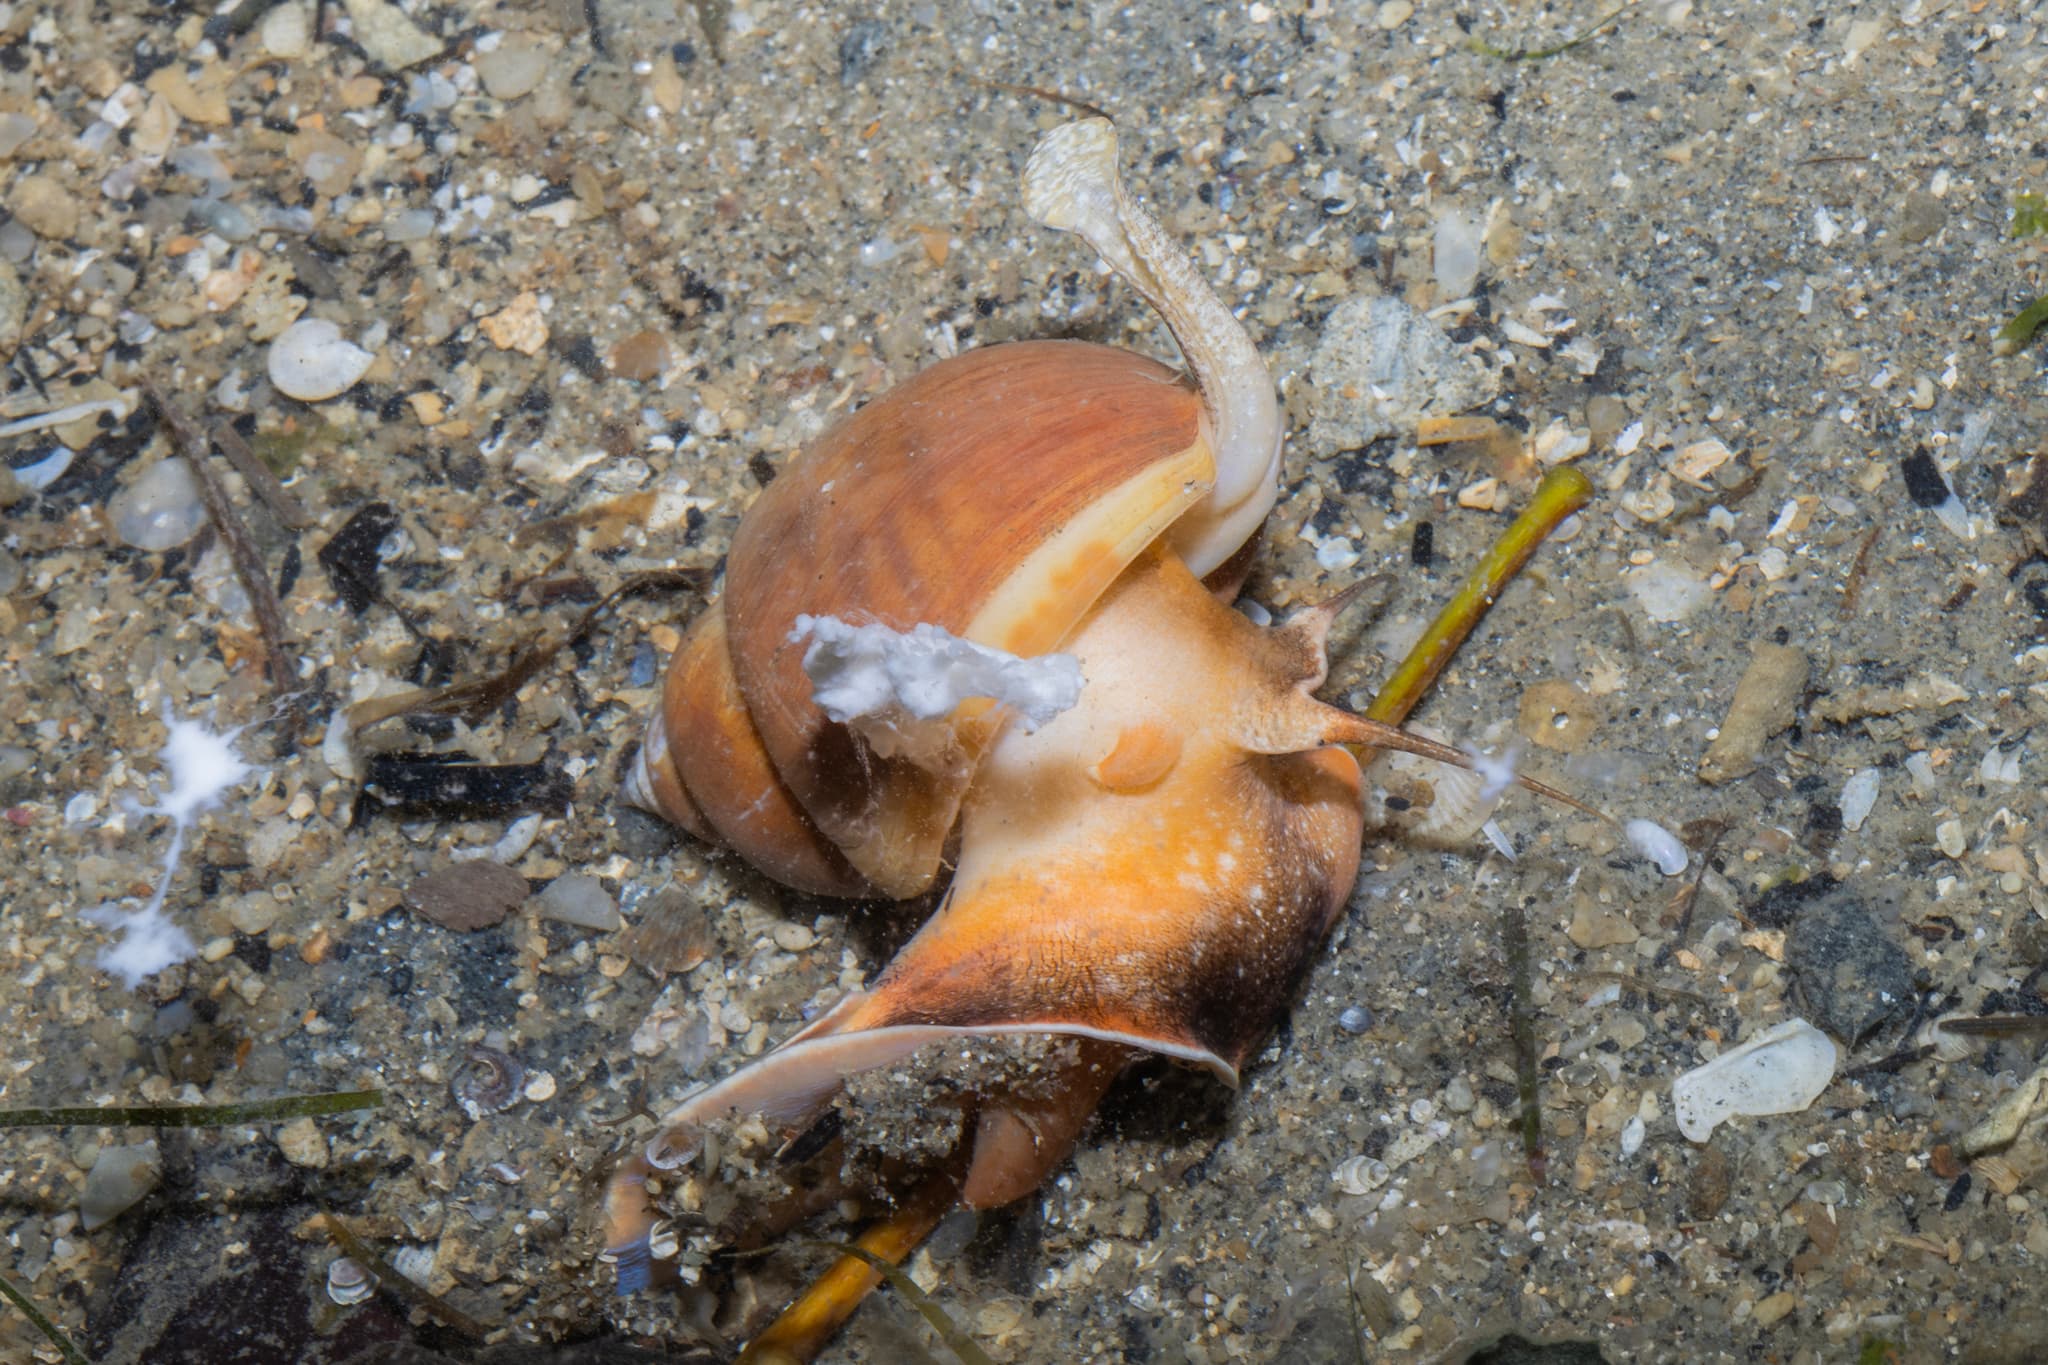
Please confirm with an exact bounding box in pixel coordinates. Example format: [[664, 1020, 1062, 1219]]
[[1022, 117, 1280, 577]]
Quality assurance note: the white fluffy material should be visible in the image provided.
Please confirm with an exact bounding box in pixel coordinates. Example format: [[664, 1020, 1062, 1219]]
[[82, 710, 260, 988], [791, 615, 1083, 734]]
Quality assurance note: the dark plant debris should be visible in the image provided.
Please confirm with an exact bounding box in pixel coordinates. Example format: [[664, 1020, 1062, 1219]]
[[358, 755, 571, 822], [317, 500, 404, 616], [0, 1089, 382, 1127], [319, 1211, 493, 1339], [0, 1270, 90, 1365]]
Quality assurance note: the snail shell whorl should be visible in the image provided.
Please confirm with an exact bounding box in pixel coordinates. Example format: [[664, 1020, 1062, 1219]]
[[636, 604, 871, 897], [645, 339, 1213, 899]]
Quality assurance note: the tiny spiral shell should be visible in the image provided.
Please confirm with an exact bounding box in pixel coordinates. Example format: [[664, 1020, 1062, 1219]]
[[1332, 1154, 1391, 1196]]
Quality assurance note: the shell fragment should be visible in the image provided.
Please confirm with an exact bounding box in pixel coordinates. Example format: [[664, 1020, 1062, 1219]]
[[1672, 1018, 1837, 1143]]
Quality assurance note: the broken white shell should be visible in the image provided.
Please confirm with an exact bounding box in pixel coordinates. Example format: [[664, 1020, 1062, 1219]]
[[1625, 818, 1687, 876], [1672, 1018, 1837, 1143], [78, 1140, 162, 1230], [326, 1256, 376, 1305], [268, 317, 373, 401]]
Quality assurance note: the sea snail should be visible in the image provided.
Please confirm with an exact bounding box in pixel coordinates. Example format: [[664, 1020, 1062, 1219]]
[[607, 118, 1488, 1311]]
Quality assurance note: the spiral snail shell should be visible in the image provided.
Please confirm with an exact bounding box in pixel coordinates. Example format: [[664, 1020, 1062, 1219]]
[[606, 118, 1485, 1346]]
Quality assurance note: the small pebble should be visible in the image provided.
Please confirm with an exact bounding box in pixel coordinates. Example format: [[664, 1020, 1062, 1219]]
[[261, 3, 311, 57], [109, 458, 207, 551], [610, 329, 672, 381], [275, 1116, 329, 1169], [384, 207, 437, 242], [0, 745, 31, 783], [269, 318, 374, 402], [1618, 1115, 1646, 1159], [0, 258, 24, 355], [343, 0, 444, 69], [10, 174, 79, 240], [1433, 206, 1481, 298], [475, 34, 549, 100], [0, 112, 36, 159], [1337, 1004, 1373, 1035]]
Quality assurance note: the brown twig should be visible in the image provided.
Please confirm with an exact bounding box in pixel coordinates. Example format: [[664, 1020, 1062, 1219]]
[[970, 76, 1111, 121], [1839, 526, 1880, 618], [210, 419, 314, 529], [345, 568, 705, 730], [319, 1211, 491, 1338], [145, 386, 297, 700], [1500, 896, 1547, 1183]]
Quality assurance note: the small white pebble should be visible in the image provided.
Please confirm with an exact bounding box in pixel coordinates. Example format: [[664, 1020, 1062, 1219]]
[[1313, 536, 1360, 571], [1813, 205, 1841, 246], [522, 1071, 557, 1103], [1840, 768, 1880, 831], [1935, 819, 1966, 860], [1620, 1114, 1646, 1158], [1625, 818, 1687, 876], [1903, 750, 1938, 796]]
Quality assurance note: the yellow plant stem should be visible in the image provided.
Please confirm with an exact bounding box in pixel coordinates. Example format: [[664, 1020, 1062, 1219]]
[[1367, 465, 1593, 727], [737, 1167, 960, 1365]]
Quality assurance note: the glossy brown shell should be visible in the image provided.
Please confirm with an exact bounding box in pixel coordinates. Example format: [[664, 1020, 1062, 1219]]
[[643, 338, 1212, 898]]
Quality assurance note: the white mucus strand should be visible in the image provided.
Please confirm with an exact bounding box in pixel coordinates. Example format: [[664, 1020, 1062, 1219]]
[[791, 615, 1083, 735], [82, 708, 261, 988], [1464, 743, 1519, 803]]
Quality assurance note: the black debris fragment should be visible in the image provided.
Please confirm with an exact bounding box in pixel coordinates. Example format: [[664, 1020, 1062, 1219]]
[[355, 754, 571, 824], [1899, 447, 1952, 510], [1746, 872, 1838, 930], [318, 502, 402, 615], [1786, 885, 1914, 1047]]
